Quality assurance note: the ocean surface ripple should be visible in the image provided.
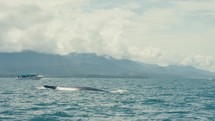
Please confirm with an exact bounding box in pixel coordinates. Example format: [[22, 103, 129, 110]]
[[0, 78, 215, 121]]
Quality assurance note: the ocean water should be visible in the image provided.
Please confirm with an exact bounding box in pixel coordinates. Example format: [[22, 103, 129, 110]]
[[0, 78, 215, 121]]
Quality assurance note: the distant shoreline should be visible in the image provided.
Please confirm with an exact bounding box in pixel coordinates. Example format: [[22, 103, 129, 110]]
[[0, 75, 148, 79], [1, 75, 214, 80]]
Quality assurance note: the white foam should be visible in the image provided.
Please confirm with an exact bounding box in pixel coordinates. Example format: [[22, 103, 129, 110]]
[[36, 86, 46, 90], [110, 89, 128, 94], [56, 87, 80, 91]]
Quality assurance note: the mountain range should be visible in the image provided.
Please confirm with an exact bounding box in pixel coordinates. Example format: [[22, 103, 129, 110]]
[[0, 51, 215, 79]]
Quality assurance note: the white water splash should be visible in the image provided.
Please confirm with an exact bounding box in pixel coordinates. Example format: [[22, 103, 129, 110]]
[[110, 89, 128, 94], [36, 86, 46, 90], [37, 86, 80, 91], [56, 87, 80, 91]]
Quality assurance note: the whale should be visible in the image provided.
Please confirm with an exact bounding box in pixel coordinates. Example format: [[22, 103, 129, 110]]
[[44, 85, 57, 89], [43, 85, 108, 92]]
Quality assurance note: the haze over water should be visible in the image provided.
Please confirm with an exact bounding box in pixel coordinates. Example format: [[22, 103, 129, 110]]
[[0, 78, 215, 120]]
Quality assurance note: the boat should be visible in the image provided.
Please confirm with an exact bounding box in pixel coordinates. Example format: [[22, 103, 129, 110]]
[[16, 74, 43, 80]]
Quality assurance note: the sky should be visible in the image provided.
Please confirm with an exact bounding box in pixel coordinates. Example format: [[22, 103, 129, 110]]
[[0, 0, 215, 72]]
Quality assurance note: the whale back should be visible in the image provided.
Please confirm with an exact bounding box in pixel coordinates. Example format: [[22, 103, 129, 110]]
[[43, 85, 108, 92], [44, 85, 57, 89], [75, 87, 107, 92]]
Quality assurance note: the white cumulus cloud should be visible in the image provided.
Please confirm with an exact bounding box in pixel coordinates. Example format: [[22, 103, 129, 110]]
[[0, 0, 215, 71], [181, 55, 215, 71]]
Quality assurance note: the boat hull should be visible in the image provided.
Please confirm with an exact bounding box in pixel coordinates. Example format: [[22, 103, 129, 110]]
[[16, 74, 43, 80], [16, 77, 42, 80]]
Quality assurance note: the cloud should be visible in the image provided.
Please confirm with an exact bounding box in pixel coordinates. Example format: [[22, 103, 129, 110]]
[[0, 0, 215, 71], [181, 55, 215, 71], [174, 0, 215, 11], [126, 46, 163, 63]]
